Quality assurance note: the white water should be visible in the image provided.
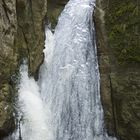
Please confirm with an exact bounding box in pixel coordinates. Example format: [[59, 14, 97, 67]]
[[5, 0, 116, 140], [5, 64, 53, 140]]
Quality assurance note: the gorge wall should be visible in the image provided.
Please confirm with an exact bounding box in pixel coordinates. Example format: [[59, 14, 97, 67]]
[[0, 0, 47, 138], [95, 0, 140, 140]]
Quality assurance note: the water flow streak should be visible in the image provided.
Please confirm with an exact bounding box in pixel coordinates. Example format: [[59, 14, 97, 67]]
[[17, 64, 52, 140], [39, 0, 116, 140]]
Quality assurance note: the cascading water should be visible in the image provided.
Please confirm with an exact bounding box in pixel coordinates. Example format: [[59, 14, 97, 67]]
[[5, 0, 116, 140], [5, 63, 53, 140]]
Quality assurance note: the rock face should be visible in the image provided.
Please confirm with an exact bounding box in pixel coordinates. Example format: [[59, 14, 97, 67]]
[[95, 0, 140, 140], [0, 0, 47, 138], [47, 0, 69, 27]]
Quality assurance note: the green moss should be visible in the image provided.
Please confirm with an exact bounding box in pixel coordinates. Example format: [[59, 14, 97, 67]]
[[119, 46, 140, 63], [106, 0, 140, 65]]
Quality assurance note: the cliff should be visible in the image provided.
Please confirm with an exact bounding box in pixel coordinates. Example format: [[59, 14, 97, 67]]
[[95, 0, 140, 140], [0, 0, 47, 138]]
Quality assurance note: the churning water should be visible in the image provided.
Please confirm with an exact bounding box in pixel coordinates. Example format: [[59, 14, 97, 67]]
[[5, 0, 116, 140]]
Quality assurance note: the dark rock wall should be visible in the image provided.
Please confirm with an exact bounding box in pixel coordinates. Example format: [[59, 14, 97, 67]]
[[0, 0, 47, 138], [47, 0, 68, 27], [95, 0, 140, 140], [16, 0, 47, 76], [0, 0, 18, 138]]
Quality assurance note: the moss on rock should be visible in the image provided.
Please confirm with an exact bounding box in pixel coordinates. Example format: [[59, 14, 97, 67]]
[[95, 0, 140, 139], [106, 0, 140, 65]]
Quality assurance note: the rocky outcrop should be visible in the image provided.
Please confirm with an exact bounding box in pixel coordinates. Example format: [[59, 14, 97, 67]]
[[47, 0, 68, 27], [0, 0, 47, 138], [95, 0, 140, 140], [48, 1, 140, 139], [16, 0, 47, 76]]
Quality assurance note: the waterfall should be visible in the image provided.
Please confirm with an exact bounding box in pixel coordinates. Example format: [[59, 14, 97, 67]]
[[5, 63, 53, 140], [5, 0, 116, 140]]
